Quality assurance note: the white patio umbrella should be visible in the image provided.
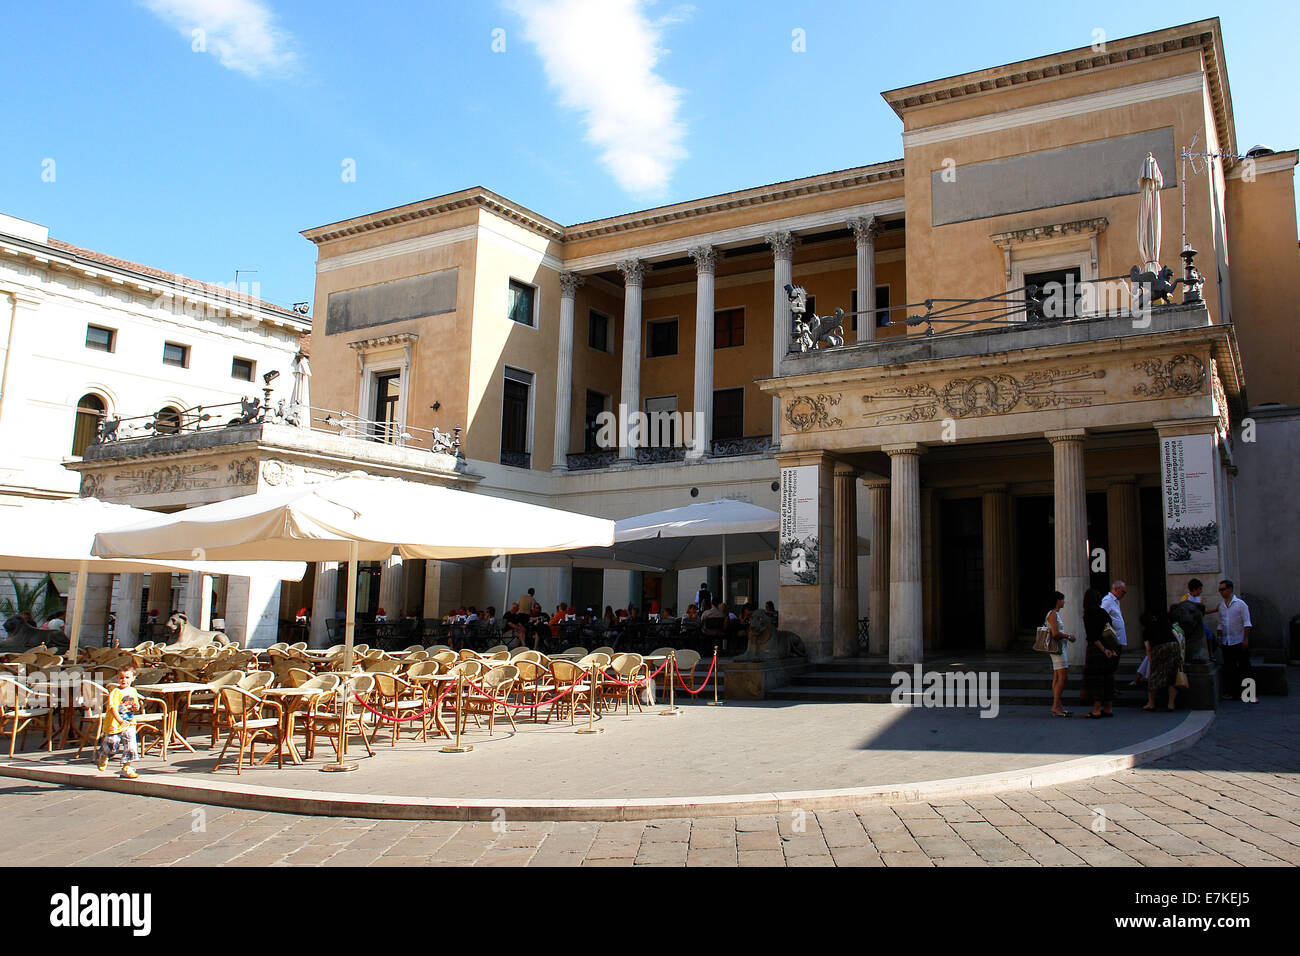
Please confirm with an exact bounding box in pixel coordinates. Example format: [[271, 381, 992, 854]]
[[289, 351, 311, 429], [0, 497, 306, 661], [92, 472, 616, 766], [1138, 152, 1164, 274]]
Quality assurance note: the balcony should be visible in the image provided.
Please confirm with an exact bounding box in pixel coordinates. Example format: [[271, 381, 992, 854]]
[[565, 436, 771, 471]]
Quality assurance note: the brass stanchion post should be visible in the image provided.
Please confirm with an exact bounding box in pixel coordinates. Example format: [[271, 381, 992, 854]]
[[576, 662, 602, 734], [659, 650, 681, 717], [706, 646, 725, 706], [441, 673, 473, 753]]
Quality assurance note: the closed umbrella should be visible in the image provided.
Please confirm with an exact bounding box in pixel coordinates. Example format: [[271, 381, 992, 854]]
[[93, 472, 616, 768], [289, 351, 311, 428], [0, 497, 305, 661], [1138, 152, 1164, 274]]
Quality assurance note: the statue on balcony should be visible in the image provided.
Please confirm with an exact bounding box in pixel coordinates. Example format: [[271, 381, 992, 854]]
[[229, 396, 261, 426], [1129, 265, 1179, 311], [432, 424, 464, 457], [786, 283, 845, 352]]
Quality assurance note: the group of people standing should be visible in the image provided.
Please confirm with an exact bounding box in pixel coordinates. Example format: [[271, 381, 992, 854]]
[[1044, 577, 1252, 717]]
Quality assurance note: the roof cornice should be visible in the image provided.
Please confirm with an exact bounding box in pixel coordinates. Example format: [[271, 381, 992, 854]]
[[302, 187, 567, 245], [882, 19, 1235, 159]]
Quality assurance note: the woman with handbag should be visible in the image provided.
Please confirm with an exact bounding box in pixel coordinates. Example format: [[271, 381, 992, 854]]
[[1044, 591, 1077, 716], [1142, 609, 1183, 711], [1082, 588, 1117, 718]]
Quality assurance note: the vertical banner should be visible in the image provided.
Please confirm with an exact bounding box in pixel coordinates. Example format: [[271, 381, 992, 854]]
[[1160, 434, 1220, 573], [779, 465, 819, 585]]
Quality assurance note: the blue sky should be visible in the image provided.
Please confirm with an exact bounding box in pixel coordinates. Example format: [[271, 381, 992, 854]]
[[4, 1, 1297, 307]]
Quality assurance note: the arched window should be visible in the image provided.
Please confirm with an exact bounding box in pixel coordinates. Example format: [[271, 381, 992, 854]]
[[71, 394, 105, 456], [155, 406, 181, 435]]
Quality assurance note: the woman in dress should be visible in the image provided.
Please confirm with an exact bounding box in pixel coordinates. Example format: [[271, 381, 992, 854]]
[[1045, 591, 1077, 716], [1143, 609, 1183, 711], [1082, 588, 1117, 718]]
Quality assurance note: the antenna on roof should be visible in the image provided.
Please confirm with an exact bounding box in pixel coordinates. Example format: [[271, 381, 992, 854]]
[[234, 269, 258, 295]]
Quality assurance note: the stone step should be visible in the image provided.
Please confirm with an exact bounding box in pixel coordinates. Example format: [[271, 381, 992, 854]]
[[765, 684, 1156, 707], [787, 671, 1144, 689]]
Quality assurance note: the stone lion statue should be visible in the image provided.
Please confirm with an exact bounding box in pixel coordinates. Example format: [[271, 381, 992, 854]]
[[735, 608, 806, 662], [164, 612, 229, 651]]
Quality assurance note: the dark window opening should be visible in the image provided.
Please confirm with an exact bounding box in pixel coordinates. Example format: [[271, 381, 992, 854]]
[[647, 319, 678, 358], [372, 372, 401, 443], [588, 310, 610, 352], [86, 325, 115, 352], [501, 368, 532, 467], [72, 394, 105, 456], [714, 308, 744, 349], [508, 280, 536, 327], [712, 387, 744, 441]]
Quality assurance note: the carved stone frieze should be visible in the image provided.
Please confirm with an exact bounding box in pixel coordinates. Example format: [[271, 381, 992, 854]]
[[227, 456, 258, 485], [117, 463, 219, 495], [1133, 353, 1206, 397], [861, 366, 1106, 425], [261, 459, 296, 487], [785, 393, 843, 431]]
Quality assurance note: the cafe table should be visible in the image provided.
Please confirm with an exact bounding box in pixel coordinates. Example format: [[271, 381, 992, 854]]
[[133, 682, 212, 758], [259, 685, 329, 765]]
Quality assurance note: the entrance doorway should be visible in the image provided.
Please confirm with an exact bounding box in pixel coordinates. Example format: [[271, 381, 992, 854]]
[[940, 498, 984, 649], [1016, 495, 1054, 632]]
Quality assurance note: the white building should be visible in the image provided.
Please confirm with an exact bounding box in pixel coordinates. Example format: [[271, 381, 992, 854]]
[[0, 211, 311, 640]]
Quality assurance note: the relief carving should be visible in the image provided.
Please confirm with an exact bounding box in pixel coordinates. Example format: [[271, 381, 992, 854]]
[[227, 456, 258, 485], [80, 474, 103, 499], [861, 366, 1106, 425], [1133, 354, 1206, 397], [261, 459, 295, 487], [785, 393, 843, 431], [117, 463, 219, 495]]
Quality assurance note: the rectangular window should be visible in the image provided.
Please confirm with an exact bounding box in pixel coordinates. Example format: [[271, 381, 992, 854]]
[[644, 395, 679, 447], [501, 367, 533, 467], [646, 318, 678, 358], [714, 308, 745, 349], [713, 387, 744, 441], [507, 279, 536, 327], [231, 357, 255, 381], [162, 342, 189, 368], [584, 390, 609, 452], [85, 325, 115, 352], [588, 309, 611, 352], [372, 371, 401, 443], [1024, 267, 1082, 320], [875, 285, 891, 327]]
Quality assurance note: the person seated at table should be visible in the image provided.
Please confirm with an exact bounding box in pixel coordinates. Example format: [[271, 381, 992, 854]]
[[374, 607, 388, 623], [484, 606, 497, 627], [764, 601, 779, 627], [604, 606, 618, 629], [550, 603, 569, 628], [502, 602, 526, 646], [527, 607, 552, 649], [627, 605, 641, 622], [295, 607, 308, 625], [465, 606, 479, 624], [663, 606, 676, 620], [648, 599, 660, 616], [701, 600, 725, 634], [685, 604, 699, 620]]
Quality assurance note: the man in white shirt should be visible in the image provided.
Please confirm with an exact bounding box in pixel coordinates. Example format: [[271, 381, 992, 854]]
[[1216, 579, 1252, 700], [1100, 581, 1128, 684]]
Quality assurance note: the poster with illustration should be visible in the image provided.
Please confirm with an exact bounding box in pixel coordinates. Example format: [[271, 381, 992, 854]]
[[1160, 434, 1220, 573], [779, 465, 819, 585]]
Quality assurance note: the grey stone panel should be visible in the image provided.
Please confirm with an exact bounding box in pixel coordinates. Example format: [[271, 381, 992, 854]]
[[325, 269, 458, 335]]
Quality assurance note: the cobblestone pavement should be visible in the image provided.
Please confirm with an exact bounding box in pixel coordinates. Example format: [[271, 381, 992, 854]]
[[1, 688, 1295, 867]]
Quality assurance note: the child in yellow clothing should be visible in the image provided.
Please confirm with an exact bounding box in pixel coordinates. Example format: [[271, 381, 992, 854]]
[[96, 666, 141, 778]]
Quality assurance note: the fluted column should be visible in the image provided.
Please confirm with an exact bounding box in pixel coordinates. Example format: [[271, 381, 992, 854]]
[[981, 485, 1013, 650], [1106, 477, 1143, 619], [921, 487, 939, 652], [552, 272, 582, 471], [116, 573, 143, 647], [833, 463, 860, 657], [185, 571, 214, 630], [686, 246, 717, 460], [616, 259, 646, 462], [765, 231, 797, 440], [864, 477, 890, 655], [377, 552, 404, 618], [148, 573, 172, 617], [310, 561, 338, 647], [885, 443, 924, 664], [1048, 429, 1089, 648], [849, 216, 881, 341]]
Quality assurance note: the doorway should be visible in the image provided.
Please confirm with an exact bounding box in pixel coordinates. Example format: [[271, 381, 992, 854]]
[[940, 498, 984, 649]]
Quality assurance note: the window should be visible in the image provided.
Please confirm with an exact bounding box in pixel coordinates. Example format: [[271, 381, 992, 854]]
[[713, 387, 744, 441], [372, 371, 401, 442], [85, 325, 115, 352], [507, 279, 536, 327], [231, 357, 255, 381], [714, 308, 745, 349], [500, 367, 533, 467], [848, 287, 892, 331], [154, 406, 181, 435], [71, 394, 105, 456], [644, 395, 679, 447], [584, 390, 609, 452], [162, 342, 189, 368], [1024, 267, 1082, 321], [588, 309, 611, 353], [646, 318, 678, 358]]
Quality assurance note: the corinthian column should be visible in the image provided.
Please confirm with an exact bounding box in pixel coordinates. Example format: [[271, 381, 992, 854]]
[[884, 443, 924, 664], [765, 231, 797, 440], [616, 259, 646, 462], [1048, 429, 1089, 649], [687, 246, 717, 461], [310, 561, 338, 647], [1106, 477, 1143, 620], [848, 216, 881, 341], [864, 477, 890, 655], [833, 463, 860, 657], [378, 552, 404, 619], [553, 272, 583, 471]]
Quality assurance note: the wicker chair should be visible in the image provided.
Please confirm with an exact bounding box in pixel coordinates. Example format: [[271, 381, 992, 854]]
[[674, 649, 702, 701], [182, 670, 244, 747], [367, 671, 427, 746], [72, 679, 168, 759], [306, 673, 374, 760], [544, 660, 593, 725], [0, 676, 53, 756], [212, 686, 283, 773], [601, 653, 648, 714], [463, 664, 518, 735]]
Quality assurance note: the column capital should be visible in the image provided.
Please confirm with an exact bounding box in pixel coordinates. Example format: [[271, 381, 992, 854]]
[[1045, 428, 1087, 445], [616, 259, 646, 288], [688, 245, 718, 275], [764, 231, 798, 261], [862, 475, 890, 489], [848, 215, 882, 246], [1104, 474, 1140, 486], [882, 442, 924, 458], [978, 483, 1010, 494], [558, 272, 584, 299], [833, 461, 859, 478], [1152, 416, 1220, 437]]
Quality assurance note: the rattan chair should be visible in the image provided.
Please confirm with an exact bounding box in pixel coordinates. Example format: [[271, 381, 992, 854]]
[[212, 686, 283, 773], [0, 676, 53, 756], [601, 653, 648, 714], [674, 648, 702, 701], [544, 660, 593, 725], [463, 664, 518, 735], [367, 671, 427, 746], [72, 678, 168, 759], [181, 670, 243, 747], [306, 673, 374, 760]]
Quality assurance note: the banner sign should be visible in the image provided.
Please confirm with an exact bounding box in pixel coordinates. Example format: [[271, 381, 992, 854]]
[[779, 465, 819, 585], [1160, 434, 1220, 574]]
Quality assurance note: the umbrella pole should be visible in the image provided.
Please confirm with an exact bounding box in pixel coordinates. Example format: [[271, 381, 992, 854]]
[[67, 560, 89, 664], [722, 535, 728, 608], [501, 554, 511, 622], [323, 541, 360, 773]]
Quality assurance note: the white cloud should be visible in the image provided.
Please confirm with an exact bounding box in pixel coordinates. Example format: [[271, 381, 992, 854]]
[[507, 0, 688, 195], [141, 0, 297, 78]]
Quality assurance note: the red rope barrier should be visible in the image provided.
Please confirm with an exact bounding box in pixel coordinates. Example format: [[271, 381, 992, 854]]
[[462, 677, 587, 711], [352, 681, 451, 724], [675, 654, 717, 695]]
